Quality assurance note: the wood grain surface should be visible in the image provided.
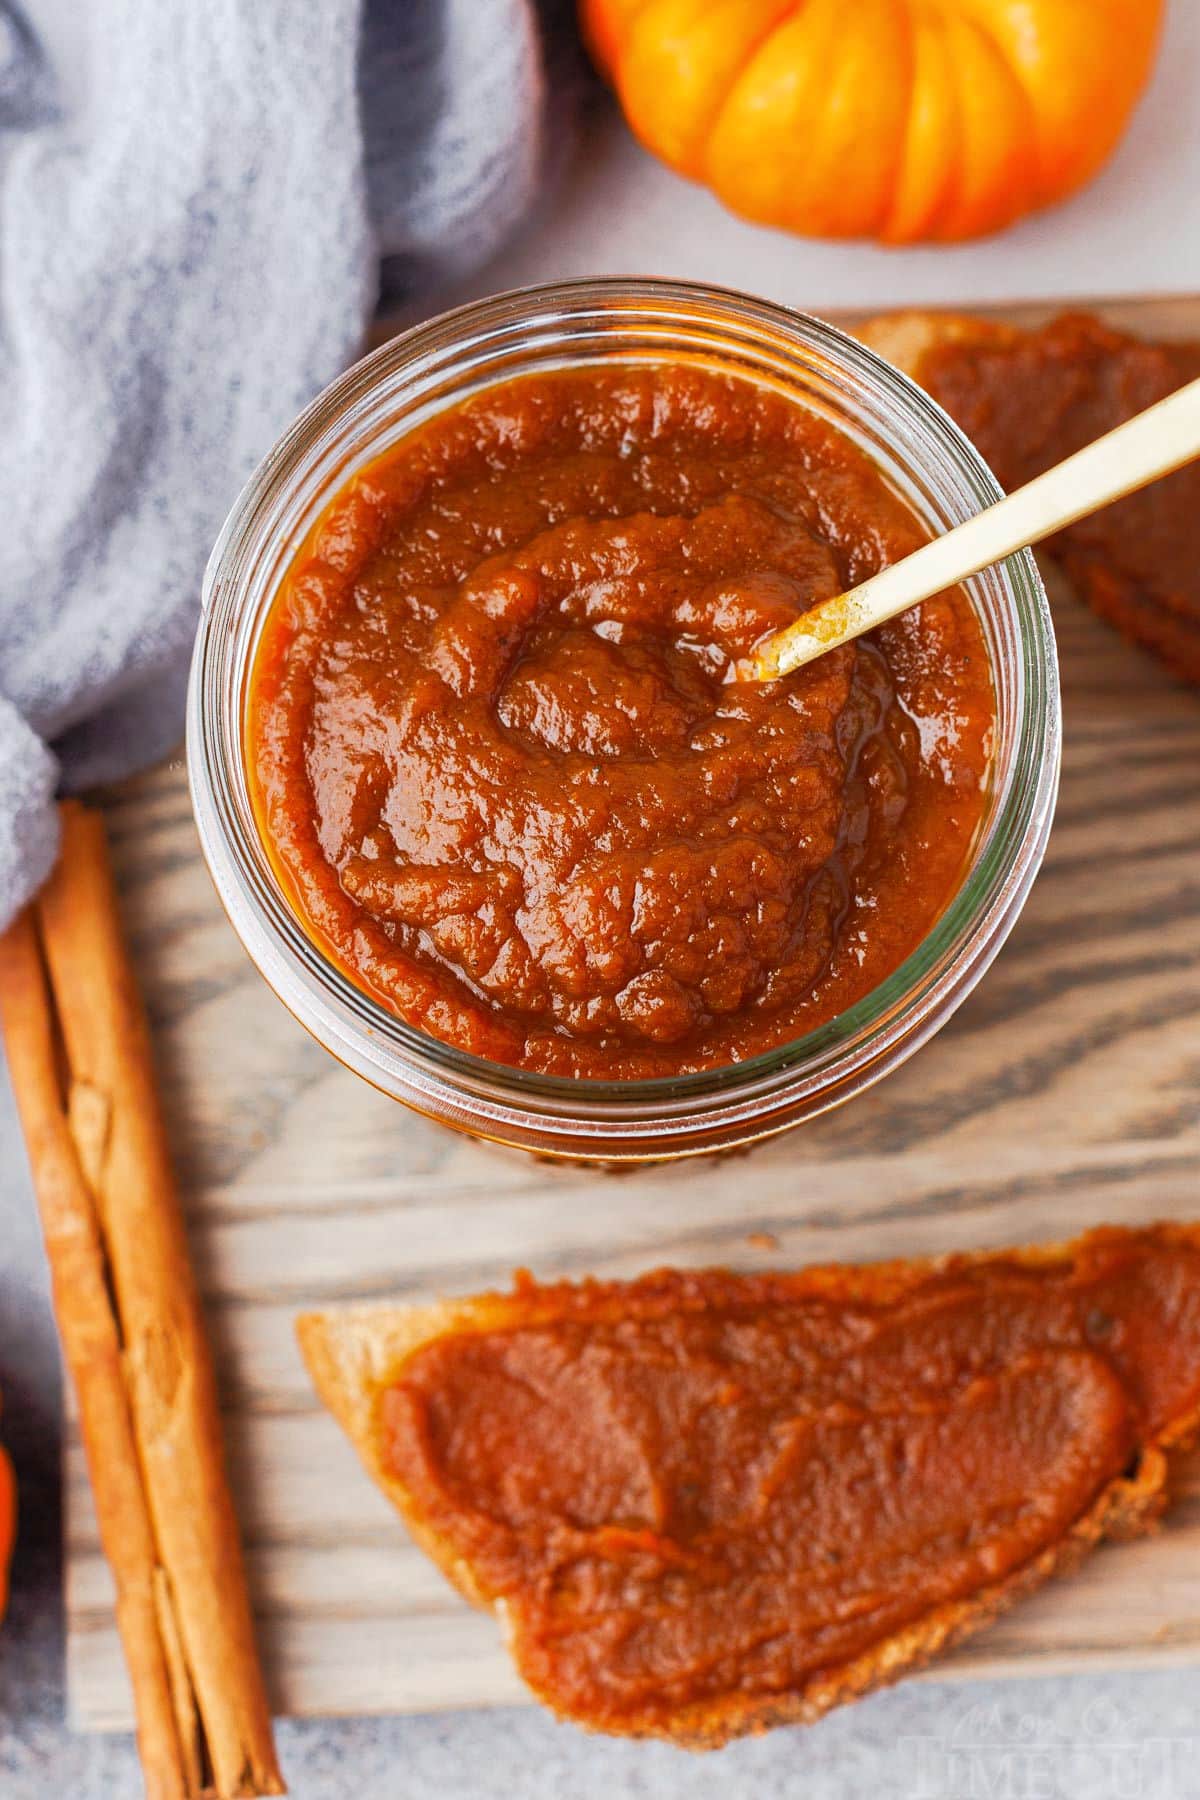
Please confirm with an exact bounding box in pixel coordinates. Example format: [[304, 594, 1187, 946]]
[[66, 301, 1200, 1731]]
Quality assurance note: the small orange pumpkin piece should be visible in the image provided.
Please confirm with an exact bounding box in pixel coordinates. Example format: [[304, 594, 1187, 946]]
[[581, 0, 1165, 243], [0, 1428, 13, 1623]]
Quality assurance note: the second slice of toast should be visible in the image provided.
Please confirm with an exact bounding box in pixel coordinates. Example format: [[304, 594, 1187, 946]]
[[299, 1226, 1200, 1748]]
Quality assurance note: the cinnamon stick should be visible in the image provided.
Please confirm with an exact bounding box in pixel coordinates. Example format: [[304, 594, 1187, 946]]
[[0, 802, 283, 1798]]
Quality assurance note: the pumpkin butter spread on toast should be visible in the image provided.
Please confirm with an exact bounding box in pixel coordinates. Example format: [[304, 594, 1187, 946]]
[[859, 309, 1200, 685], [299, 1225, 1200, 1747]]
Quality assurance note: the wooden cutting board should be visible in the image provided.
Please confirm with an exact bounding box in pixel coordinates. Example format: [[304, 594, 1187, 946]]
[[65, 300, 1200, 1731]]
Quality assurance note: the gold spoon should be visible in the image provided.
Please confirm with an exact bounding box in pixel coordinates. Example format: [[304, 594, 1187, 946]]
[[734, 374, 1200, 683]]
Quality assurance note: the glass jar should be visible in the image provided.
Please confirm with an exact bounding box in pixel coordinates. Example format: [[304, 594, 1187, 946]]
[[188, 278, 1059, 1161]]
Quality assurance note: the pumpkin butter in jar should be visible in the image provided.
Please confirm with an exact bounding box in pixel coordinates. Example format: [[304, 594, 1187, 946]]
[[247, 359, 995, 1079]]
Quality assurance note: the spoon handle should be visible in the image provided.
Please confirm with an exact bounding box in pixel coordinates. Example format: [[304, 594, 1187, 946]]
[[741, 372, 1200, 683]]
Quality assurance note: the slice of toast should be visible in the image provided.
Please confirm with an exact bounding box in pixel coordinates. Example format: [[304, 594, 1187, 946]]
[[856, 309, 1200, 684], [299, 1226, 1200, 1748], [857, 308, 1021, 376]]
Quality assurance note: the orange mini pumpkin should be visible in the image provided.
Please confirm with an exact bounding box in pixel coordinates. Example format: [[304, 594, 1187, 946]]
[[0, 1428, 13, 1623], [581, 0, 1165, 242]]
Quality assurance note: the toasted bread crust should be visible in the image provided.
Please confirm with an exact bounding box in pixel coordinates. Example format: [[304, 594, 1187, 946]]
[[297, 1295, 515, 1613], [298, 1226, 1200, 1748], [856, 309, 1021, 377]]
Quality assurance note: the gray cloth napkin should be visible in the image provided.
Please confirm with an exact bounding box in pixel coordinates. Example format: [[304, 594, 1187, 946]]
[[0, 0, 569, 928]]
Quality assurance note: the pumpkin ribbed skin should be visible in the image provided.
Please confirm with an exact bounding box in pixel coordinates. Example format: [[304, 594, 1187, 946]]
[[581, 0, 1164, 242]]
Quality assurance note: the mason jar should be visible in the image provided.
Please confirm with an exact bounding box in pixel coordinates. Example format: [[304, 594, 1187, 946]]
[[188, 278, 1059, 1161]]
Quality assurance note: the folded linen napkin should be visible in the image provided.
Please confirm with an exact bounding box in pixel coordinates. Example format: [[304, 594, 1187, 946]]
[[0, 0, 569, 928]]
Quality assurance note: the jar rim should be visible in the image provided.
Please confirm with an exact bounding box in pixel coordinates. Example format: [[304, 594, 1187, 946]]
[[188, 277, 1059, 1146]]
